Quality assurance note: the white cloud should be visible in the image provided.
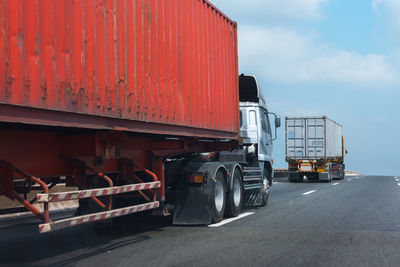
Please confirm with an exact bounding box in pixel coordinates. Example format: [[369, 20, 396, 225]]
[[238, 26, 398, 87], [373, 0, 400, 13], [373, 0, 400, 32], [212, 0, 328, 23]]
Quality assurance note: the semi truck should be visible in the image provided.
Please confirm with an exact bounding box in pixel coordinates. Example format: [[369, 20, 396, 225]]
[[285, 116, 345, 182], [0, 0, 280, 233]]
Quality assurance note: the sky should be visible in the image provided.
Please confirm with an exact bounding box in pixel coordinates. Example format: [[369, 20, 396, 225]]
[[212, 0, 400, 176]]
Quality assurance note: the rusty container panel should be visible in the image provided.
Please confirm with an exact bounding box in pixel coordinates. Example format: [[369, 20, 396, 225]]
[[0, 0, 239, 139]]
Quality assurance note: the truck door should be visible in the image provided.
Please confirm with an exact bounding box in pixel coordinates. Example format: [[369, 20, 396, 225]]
[[258, 111, 273, 161], [286, 118, 306, 159], [240, 107, 258, 144]]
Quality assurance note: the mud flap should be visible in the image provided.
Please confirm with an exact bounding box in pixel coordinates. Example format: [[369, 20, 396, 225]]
[[288, 172, 299, 181], [318, 172, 330, 181], [244, 190, 262, 206], [172, 161, 226, 225], [173, 186, 212, 225], [244, 182, 268, 206]]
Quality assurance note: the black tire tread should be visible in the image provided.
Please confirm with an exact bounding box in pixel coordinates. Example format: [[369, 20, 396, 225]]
[[225, 169, 243, 218]]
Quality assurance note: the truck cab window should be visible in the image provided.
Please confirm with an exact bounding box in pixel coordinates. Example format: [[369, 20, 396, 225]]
[[262, 115, 267, 131], [266, 114, 272, 136], [249, 110, 257, 125], [262, 112, 271, 136]]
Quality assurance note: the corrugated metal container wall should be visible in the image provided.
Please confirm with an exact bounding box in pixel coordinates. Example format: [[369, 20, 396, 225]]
[[0, 0, 239, 139], [325, 118, 343, 158], [285, 117, 343, 160]]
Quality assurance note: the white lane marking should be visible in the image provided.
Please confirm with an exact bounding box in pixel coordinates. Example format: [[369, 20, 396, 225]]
[[347, 179, 352, 181], [396, 179, 399, 182], [209, 212, 255, 227], [355, 177, 359, 179], [395, 177, 398, 179], [303, 190, 317, 195], [332, 183, 340, 186], [398, 183, 400, 187]]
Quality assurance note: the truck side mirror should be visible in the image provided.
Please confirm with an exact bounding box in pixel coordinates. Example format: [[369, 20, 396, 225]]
[[275, 116, 281, 128]]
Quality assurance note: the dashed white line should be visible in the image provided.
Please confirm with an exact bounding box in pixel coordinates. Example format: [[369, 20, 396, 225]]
[[397, 183, 400, 187], [396, 179, 399, 182], [395, 177, 398, 179], [303, 190, 317, 195], [209, 212, 255, 227], [332, 183, 340, 185], [347, 179, 352, 181], [355, 177, 359, 179]]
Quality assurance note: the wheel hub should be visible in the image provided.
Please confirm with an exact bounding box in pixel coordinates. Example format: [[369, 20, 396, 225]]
[[214, 180, 224, 212], [233, 178, 241, 207]]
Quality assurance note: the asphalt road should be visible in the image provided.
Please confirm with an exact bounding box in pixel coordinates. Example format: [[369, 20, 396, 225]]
[[1, 175, 400, 266]]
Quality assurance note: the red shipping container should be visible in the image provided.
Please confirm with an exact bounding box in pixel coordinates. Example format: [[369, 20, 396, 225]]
[[0, 0, 239, 139]]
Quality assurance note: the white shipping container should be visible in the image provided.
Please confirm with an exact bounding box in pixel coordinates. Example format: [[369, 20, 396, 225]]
[[285, 116, 343, 160]]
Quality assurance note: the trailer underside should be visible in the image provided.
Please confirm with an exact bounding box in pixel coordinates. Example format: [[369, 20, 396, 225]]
[[0, 123, 238, 233], [288, 159, 345, 182]]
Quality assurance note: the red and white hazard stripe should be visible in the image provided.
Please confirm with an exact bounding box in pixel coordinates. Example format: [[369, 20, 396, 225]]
[[38, 201, 159, 233], [37, 181, 160, 203]]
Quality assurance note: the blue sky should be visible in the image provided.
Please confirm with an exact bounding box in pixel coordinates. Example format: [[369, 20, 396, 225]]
[[212, 0, 400, 175]]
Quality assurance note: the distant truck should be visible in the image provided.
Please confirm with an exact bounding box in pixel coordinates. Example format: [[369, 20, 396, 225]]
[[285, 116, 345, 182]]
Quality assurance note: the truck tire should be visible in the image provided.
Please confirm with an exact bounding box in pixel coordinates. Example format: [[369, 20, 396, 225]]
[[261, 190, 269, 206], [327, 172, 332, 183], [211, 169, 227, 223], [340, 167, 345, 180], [265, 166, 273, 186], [260, 172, 270, 207], [225, 169, 243, 217], [288, 172, 300, 183], [328, 163, 333, 182]]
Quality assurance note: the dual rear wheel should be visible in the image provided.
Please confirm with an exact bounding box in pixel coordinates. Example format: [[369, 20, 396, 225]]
[[211, 169, 244, 223]]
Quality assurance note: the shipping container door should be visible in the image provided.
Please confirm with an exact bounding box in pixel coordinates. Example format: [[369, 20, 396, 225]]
[[286, 118, 306, 159], [306, 118, 325, 159]]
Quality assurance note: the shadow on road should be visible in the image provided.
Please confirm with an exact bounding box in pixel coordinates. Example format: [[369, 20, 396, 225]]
[[0, 214, 173, 265], [274, 177, 339, 184]]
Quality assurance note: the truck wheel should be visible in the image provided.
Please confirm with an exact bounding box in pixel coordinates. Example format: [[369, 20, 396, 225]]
[[225, 169, 243, 217], [265, 167, 273, 186], [211, 170, 227, 223], [261, 189, 269, 206], [260, 175, 270, 207]]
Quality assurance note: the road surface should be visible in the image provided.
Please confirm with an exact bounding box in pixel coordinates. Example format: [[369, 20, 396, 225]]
[[1, 175, 400, 266]]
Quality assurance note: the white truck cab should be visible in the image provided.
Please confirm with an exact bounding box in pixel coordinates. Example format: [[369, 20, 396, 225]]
[[239, 74, 281, 186], [167, 74, 281, 224]]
